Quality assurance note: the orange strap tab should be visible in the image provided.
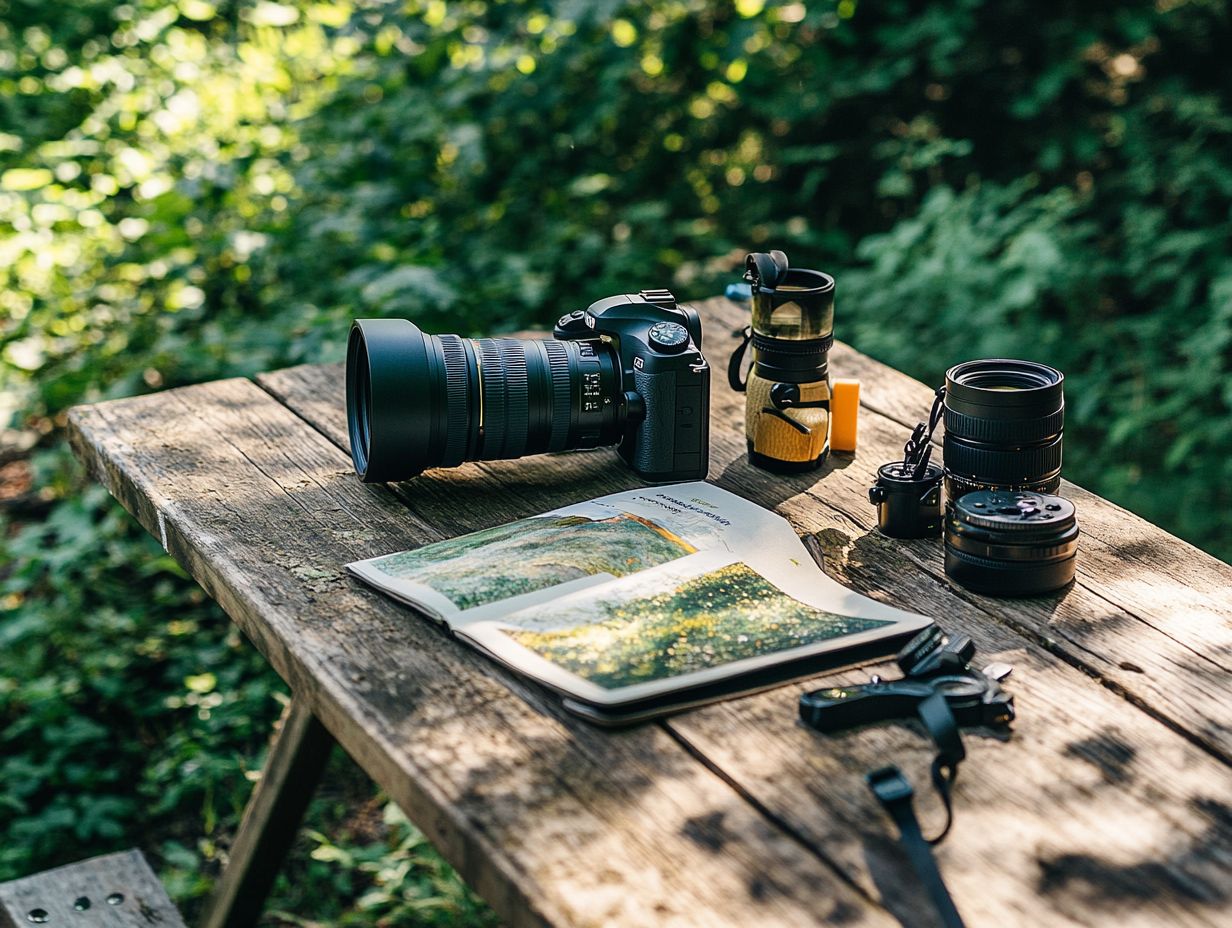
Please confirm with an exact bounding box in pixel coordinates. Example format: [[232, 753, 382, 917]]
[[830, 378, 860, 452]]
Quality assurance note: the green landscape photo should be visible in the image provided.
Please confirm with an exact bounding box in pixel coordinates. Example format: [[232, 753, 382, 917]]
[[373, 513, 696, 611], [507, 562, 892, 689]]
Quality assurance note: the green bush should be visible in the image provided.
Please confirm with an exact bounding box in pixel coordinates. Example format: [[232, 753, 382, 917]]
[[1, 0, 1228, 919]]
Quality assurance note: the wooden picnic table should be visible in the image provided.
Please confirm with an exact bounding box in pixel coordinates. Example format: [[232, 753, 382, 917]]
[[68, 296, 1232, 928]]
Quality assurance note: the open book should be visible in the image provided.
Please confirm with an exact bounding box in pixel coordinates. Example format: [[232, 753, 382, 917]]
[[348, 482, 932, 724]]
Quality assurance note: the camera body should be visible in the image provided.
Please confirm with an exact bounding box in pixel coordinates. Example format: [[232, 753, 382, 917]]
[[554, 289, 710, 482]]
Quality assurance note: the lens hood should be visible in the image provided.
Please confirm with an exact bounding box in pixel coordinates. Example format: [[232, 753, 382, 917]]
[[347, 319, 433, 482]]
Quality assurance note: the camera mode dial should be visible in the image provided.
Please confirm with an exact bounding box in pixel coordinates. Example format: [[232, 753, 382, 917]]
[[648, 321, 690, 353]]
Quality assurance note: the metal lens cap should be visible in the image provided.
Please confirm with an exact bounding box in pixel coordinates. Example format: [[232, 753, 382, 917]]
[[648, 321, 689, 353], [954, 490, 1075, 530]]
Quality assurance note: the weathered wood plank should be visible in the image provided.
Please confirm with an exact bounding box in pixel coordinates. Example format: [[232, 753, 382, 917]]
[[199, 698, 334, 928], [0, 849, 185, 928], [67, 379, 893, 928], [256, 298, 1232, 927]]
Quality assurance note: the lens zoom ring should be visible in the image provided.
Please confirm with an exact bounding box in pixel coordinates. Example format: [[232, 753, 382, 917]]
[[436, 335, 470, 467], [478, 339, 530, 460], [943, 435, 1063, 484], [500, 340, 530, 460], [945, 473, 1061, 499], [478, 339, 509, 460], [944, 543, 1075, 572], [543, 341, 572, 452], [944, 405, 1064, 444]]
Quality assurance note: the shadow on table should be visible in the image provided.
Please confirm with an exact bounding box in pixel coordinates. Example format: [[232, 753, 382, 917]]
[[715, 449, 857, 512]]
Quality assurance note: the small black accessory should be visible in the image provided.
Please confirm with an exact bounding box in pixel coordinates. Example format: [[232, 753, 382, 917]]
[[346, 289, 710, 483], [799, 627, 1013, 928], [870, 386, 945, 537], [798, 628, 1014, 733], [943, 358, 1064, 501], [894, 623, 976, 676], [870, 462, 944, 538], [945, 490, 1079, 595]]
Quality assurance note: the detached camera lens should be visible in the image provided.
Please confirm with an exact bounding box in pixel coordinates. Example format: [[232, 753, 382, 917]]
[[942, 359, 1064, 500], [945, 490, 1078, 596]]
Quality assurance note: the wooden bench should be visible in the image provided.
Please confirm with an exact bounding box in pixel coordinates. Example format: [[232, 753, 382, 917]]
[[67, 297, 1232, 927], [0, 850, 185, 928]]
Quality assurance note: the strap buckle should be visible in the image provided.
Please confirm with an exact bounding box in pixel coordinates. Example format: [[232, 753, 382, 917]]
[[866, 765, 914, 804]]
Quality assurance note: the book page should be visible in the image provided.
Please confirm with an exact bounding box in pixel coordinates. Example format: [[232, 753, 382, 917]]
[[457, 546, 931, 707], [346, 483, 779, 626], [348, 481, 932, 707]]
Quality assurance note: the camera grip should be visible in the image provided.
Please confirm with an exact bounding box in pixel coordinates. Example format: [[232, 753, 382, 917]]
[[620, 365, 710, 480]]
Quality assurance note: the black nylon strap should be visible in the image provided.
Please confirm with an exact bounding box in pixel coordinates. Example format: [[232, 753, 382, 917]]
[[867, 766, 967, 928], [916, 689, 964, 843], [728, 325, 752, 392], [904, 386, 946, 479]]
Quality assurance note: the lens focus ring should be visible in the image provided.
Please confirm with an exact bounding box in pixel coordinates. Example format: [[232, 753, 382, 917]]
[[477, 339, 531, 460], [498, 340, 529, 459], [477, 339, 506, 460], [436, 335, 471, 467], [543, 341, 572, 452], [944, 405, 1064, 444], [943, 433, 1063, 484]]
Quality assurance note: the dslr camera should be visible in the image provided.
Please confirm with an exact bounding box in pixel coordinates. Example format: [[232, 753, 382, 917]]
[[347, 289, 710, 483]]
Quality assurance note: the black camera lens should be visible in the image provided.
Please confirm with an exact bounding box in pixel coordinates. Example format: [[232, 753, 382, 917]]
[[942, 359, 1064, 501], [346, 320, 622, 482], [945, 490, 1078, 596]]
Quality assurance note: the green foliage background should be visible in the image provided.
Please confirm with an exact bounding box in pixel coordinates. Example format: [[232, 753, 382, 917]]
[[1, 0, 1228, 920]]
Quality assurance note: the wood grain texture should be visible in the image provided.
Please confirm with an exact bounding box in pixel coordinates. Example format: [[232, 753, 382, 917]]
[[0, 849, 185, 928], [67, 378, 892, 928], [254, 298, 1232, 927]]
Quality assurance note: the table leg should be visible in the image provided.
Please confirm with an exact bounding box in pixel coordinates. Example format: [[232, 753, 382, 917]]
[[198, 697, 334, 928]]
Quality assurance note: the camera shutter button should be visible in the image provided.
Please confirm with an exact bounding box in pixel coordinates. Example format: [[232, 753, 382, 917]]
[[648, 321, 689, 353]]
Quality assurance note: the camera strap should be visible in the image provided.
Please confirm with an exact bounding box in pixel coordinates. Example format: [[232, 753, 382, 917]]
[[728, 326, 752, 392], [903, 386, 946, 479], [866, 690, 967, 928]]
